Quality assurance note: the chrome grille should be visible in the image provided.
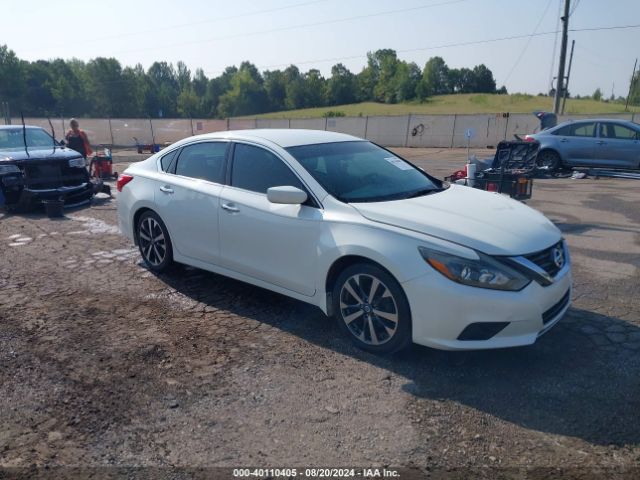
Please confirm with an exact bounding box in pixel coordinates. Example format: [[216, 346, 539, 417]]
[[524, 241, 564, 278]]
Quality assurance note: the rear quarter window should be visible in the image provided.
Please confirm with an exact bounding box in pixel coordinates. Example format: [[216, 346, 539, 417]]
[[160, 149, 179, 172]]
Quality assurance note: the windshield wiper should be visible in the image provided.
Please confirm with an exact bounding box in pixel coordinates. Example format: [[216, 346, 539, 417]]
[[401, 187, 444, 199]]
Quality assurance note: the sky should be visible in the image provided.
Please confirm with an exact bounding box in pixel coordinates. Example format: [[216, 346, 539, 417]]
[[3, 0, 640, 98]]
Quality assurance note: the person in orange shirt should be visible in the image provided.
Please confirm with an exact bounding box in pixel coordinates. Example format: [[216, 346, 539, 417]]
[[65, 118, 93, 159]]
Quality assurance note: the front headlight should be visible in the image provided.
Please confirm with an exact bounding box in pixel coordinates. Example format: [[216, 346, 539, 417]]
[[69, 158, 86, 168], [0, 164, 21, 175], [419, 246, 531, 291]]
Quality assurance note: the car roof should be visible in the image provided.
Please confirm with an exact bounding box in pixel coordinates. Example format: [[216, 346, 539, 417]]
[[185, 129, 364, 148], [0, 125, 44, 130], [556, 118, 638, 126]]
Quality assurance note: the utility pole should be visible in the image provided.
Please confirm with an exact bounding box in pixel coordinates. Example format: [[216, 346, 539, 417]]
[[625, 58, 638, 112], [553, 0, 571, 114], [560, 39, 575, 115]]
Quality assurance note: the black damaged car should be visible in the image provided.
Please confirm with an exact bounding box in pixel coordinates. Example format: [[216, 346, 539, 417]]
[[0, 125, 95, 211]]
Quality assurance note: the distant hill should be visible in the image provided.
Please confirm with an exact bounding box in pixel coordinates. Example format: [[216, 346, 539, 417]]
[[240, 94, 634, 119]]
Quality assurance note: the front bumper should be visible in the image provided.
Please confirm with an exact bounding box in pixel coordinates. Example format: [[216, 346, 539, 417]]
[[17, 183, 94, 208], [403, 262, 572, 351]]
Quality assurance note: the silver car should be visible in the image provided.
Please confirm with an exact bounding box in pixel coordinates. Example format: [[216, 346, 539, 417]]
[[526, 119, 640, 171]]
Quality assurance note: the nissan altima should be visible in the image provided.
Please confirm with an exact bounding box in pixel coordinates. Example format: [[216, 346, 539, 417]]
[[117, 129, 571, 353]]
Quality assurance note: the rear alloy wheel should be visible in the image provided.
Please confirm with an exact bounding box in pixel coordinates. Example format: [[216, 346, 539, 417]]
[[333, 263, 412, 354], [137, 211, 173, 272], [536, 150, 561, 171]]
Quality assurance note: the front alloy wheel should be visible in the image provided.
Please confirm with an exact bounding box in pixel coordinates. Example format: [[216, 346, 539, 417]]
[[137, 211, 173, 272], [333, 264, 411, 353]]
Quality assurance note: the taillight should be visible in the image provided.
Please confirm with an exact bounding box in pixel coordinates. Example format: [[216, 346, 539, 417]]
[[523, 135, 536, 142], [116, 174, 134, 192]]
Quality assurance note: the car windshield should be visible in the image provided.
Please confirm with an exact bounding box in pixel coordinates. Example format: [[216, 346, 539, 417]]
[[0, 128, 58, 151], [286, 141, 443, 203]]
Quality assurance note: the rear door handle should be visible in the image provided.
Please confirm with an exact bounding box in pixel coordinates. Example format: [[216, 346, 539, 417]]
[[596, 140, 606, 145], [221, 202, 239, 213], [159, 185, 174, 194], [560, 138, 569, 143]]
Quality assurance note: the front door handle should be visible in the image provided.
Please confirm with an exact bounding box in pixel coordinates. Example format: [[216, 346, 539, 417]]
[[221, 202, 240, 213], [596, 140, 606, 145], [159, 185, 174, 194], [560, 138, 569, 143]]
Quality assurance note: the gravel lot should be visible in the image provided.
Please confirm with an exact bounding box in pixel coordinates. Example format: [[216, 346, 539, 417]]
[[0, 148, 638, 478]]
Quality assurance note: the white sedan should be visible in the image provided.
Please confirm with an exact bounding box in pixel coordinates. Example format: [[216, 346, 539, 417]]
[[117, 129, 571, 353]]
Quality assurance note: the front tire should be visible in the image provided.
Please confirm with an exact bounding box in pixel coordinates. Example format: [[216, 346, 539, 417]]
[[137, 211, 173, 273], [332, 263, 412, 354], [536, 150, 561, 172]]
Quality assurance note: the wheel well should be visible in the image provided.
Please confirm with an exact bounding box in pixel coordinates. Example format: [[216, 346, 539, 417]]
[[132, 207, 152, 245], [538, 148, 562, 162], [325, 255, 397, 315]]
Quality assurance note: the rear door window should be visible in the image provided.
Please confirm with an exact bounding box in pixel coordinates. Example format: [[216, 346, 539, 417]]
[[554, 123, 596, 137], [571, 123, 596, 137], [175, 142, 228, 183]]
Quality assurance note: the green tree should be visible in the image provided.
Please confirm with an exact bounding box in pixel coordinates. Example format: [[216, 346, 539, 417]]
[[327, 63, 356, 105], [217, 63, 268, 117], [177, 88, 199, 117], [23, 60, 56, 115], [592, 87, 603, 101], [472, 64, 496, 93], [284, 65, 306, 110], [176, 61, 191, 91], [372, 49, 400, 103], [356, 51, 384, 101], [449, 67, 475, 93], [204, 66, 238, 117], [394, 61, 420, 102], [84, 57, 130, 116], [0, 45, 26, 110], [302, 69, 327, 108], [263, 69, 287, 111], [48, 59, 89, 116], [147, 61, 179, 117], [417, 56, 449, 99]]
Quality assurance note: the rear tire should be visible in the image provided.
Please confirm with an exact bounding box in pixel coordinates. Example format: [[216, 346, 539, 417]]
[[536, 150, 561, 172], [332, 263, 412, 354], [136, 211, 173, 273]]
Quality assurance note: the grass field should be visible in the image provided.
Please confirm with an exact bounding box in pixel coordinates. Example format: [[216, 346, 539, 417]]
[[242, 94, 634, 119]]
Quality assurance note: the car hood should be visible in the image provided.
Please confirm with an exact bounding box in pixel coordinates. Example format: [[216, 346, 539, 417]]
[[351, 184, 561, 256], [0, 147, 83, 163]]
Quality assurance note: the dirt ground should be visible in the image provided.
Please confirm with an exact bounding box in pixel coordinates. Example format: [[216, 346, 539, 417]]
[[0, 148, 639, 478]]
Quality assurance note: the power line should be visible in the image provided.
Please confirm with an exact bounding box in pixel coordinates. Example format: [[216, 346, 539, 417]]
[[108, 0, 472, 57], [205, 23, 640, 76], [16, 21, 640, 89], [20, 0, 329, 54], [570, 23, 640, 32], [569, 0, 581, 17], [502, 0, 554, 85]]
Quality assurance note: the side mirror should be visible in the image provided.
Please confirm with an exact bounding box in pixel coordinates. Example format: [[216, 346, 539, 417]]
[[267, 186, 308, 205], [59, 139, 66, 146]]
